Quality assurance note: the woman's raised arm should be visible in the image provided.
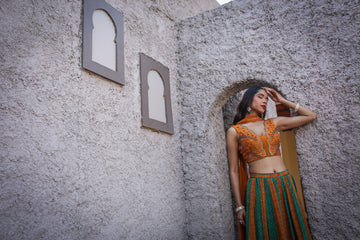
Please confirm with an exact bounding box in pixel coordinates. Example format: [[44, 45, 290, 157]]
[[264, 87, 317, 131]]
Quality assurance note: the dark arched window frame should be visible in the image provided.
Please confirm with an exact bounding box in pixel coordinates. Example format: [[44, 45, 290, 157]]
[[82, 0, 125, 85], [140, 53, 174, 135]]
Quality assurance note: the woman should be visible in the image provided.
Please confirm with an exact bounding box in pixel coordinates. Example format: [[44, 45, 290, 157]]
[[227, 86, 316, 240]]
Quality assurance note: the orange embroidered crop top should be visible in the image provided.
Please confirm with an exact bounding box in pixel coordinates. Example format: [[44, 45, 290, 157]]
[[232, 118, 281, 163]]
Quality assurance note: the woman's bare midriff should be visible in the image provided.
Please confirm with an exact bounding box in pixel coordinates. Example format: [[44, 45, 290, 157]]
[[248, 156, 287, 173]]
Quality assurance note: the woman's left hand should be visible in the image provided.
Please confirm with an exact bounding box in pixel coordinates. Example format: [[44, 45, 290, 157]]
[[264, 87, 286, 103]]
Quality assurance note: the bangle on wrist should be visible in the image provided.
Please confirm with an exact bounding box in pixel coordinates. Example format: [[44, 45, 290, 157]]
[[235, 205, 245, 212], [294, 103, 300, 112]]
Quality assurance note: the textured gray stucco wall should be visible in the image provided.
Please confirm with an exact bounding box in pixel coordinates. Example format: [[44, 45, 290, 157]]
[[177, 0, 360, 239], [0, 0, 218, 239]]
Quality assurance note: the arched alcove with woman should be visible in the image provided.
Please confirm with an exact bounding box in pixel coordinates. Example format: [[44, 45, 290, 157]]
[[221, 84, 315, 239], [179, 75, 319, 239], [177, 1, 359, 239]]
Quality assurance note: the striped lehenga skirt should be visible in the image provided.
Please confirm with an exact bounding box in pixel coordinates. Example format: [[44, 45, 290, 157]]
[[246, 170, 312, 240]]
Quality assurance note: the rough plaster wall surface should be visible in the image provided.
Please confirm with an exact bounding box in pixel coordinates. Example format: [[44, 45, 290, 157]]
[[177, 0, 360, 239], [126, 0, 220, 21], [0, 0, 218, 239]]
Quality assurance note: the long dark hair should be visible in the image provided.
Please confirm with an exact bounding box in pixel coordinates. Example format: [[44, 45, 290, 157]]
[[233, 86, 265, 124]]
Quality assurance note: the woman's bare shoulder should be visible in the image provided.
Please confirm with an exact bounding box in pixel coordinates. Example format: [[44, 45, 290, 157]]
[[227, 126, 241, 138]]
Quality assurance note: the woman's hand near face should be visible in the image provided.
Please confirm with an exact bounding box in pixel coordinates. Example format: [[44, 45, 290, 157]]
[[264, 87, 317, 131], [263, 87, 286, 103]]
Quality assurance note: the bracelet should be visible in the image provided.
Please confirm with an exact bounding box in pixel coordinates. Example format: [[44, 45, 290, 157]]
[[235, 205, 245, 212], [294, 103, 300, 113]]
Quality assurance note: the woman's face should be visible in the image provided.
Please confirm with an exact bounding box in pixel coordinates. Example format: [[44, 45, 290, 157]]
[[251, 89, 268, 114]]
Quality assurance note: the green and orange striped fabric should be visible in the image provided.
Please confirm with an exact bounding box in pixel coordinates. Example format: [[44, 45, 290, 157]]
[[245, 170, 312, 240]]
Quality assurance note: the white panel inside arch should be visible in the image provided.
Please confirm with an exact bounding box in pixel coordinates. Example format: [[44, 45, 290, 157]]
[[148, 70, 166, 123], [92, 9, 116, 71], [266, 97, 277, 119]]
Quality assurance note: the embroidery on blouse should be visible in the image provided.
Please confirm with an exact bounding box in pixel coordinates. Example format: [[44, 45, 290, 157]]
[[232, 119, 280, 163]]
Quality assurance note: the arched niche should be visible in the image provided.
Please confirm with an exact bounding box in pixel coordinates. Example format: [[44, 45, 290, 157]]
[[140, 53, 174, 135], [220, 82, 307, 237], [82, 0, 125, 85], [177, 79, 277, 239]]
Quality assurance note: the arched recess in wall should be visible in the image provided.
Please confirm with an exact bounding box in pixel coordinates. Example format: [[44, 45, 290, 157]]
[[206, 80, 307, 237], [82, 0, 125, 85]]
